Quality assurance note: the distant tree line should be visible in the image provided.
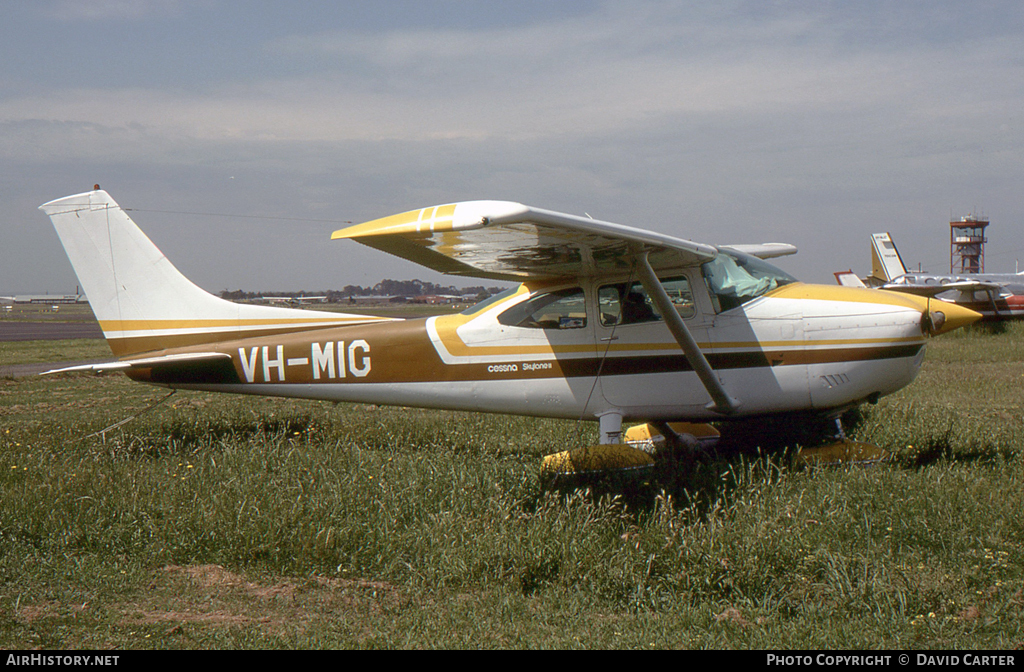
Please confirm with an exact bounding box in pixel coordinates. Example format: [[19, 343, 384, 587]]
[[219, 279, 507, 302]]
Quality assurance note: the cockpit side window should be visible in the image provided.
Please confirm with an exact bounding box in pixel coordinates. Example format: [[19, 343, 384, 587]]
[[598, 276, 695, 327], [497, 287, 587, 329], [701, 249, 796, 313]]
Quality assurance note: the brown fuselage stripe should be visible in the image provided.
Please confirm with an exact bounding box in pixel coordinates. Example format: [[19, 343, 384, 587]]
[[557, 344, 923, 378], [124, 314, 924, 387], [105, 323, 369, 357]]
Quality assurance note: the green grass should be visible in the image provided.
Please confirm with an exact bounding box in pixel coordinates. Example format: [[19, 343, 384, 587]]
[[2, 324, 1024, 648], [0, 339, 112, 366]]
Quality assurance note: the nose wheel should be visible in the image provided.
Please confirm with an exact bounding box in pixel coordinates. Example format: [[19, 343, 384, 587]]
[[795, 416, 889, 467]]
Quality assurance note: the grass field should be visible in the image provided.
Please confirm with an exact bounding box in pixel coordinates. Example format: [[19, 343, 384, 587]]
[[0, 339, 112, 367], [1, 324, 1023, 649]]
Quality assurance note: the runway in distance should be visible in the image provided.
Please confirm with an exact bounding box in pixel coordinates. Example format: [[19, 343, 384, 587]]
[[40, 188, 980, 477], [835, 232, 1024, 322]]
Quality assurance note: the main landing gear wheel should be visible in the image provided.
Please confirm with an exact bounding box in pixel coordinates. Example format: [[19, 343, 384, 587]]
[[539, 443, 655, 492], [539, 422, 720, 494]]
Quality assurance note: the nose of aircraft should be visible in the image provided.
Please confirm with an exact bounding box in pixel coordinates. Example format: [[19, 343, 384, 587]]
[[921, 299, 982, 335]]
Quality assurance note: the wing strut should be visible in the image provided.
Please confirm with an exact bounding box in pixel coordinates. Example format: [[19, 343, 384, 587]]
[[635, 251, 739, 415], [987, 287, 1002, 319]]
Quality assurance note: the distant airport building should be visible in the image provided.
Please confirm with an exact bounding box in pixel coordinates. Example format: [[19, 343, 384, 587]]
[[346, 295, 406, 304], [0, 294, 88, 305], [951, 215, 988, 274]]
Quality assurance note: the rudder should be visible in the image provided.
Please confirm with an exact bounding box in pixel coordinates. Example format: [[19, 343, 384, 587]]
[[40, 188, 393, 356], [870, 232, 908, 283]]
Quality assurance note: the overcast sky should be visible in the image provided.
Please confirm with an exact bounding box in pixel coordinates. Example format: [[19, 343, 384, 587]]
[[2, 1, 1022, 295]]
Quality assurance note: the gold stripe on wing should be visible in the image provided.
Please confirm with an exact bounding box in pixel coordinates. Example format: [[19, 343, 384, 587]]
[[331, 204, 458, 239]]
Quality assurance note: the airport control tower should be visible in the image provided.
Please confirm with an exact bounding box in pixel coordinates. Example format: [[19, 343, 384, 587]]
[[950, 215, 988, 274]]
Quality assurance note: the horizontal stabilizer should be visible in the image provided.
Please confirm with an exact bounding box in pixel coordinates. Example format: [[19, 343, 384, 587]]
[[834, 270, 867, 288], [42, 352, 232, 375]]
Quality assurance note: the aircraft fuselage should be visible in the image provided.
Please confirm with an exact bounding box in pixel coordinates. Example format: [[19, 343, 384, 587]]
[[123, 280, 943, 423]]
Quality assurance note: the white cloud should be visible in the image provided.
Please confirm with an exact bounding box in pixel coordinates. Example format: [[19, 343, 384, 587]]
[[4, 1, 1024, 290], [7, 3, 1020, 154]]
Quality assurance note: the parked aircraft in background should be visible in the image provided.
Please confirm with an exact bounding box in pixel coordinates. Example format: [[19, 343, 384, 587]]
[[40, 189, 979, 480], [835, 233, 1024, 321], [258, 295, 328, 306]]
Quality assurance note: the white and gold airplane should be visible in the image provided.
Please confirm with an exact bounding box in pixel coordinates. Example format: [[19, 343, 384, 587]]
[[40, 188, 980, 476]]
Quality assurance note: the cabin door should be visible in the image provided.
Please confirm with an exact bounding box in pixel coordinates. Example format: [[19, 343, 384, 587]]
[[595, 271, 714, 415]]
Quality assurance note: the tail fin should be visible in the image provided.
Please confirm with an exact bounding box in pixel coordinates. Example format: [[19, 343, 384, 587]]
[[869, 232, 907, 283], [40, 188, 392, 357]]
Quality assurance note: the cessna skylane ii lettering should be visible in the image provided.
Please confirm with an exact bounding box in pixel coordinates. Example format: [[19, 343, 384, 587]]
[[40, 188, 980, 477]]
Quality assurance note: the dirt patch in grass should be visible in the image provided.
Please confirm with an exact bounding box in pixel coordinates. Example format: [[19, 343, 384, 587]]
[[118, 565, 406, 636], [17, 601, 90, 622]]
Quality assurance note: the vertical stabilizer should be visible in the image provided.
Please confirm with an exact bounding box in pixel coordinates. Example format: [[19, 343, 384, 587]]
[[870, 232, 907, 282], [40, 188, 393, 356]]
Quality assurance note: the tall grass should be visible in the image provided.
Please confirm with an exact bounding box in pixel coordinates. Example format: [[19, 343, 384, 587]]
[[2, 324, 1024, 648]]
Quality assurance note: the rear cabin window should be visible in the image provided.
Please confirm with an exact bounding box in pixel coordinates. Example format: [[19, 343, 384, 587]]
[[497, 288, 587, 329], [460, 287, 518, 315], [598, 277, 695, 327]]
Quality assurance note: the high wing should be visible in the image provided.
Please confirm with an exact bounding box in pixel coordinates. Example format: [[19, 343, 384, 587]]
[[835, 270, 1004, 298], [881, 279, 1004, 298], [332, 201, 795, 281], [334, 200, 798, 416], [720, 243, 798, 260]]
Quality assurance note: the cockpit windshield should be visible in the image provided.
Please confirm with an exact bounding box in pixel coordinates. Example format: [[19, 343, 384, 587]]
[[702, 249, 796, 312]]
